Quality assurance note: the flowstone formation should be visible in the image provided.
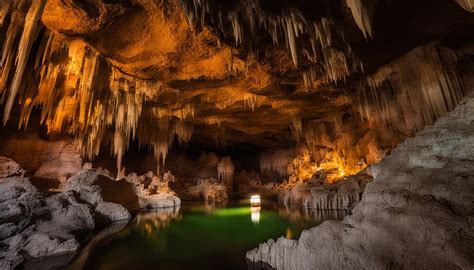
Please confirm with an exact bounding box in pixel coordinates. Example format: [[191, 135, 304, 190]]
[[247, 92, 474, 269]]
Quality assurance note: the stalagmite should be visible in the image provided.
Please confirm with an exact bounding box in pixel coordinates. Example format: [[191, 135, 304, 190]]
[[114, 130, 125, 174], [3, 0, 46, 125]]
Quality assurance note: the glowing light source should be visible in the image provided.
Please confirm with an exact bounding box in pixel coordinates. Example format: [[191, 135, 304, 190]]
[[250, 195, 261, 207], [250, 206, 261, 224]]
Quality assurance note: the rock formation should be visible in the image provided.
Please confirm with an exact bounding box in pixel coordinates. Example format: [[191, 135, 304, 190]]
[[0, 0, 472, 268], [0, 0, 471, 179], [280, 173, 372, 210], [247, 92, 474, 269], [0, 164, 92, 269], [0, 159, 183, 269]]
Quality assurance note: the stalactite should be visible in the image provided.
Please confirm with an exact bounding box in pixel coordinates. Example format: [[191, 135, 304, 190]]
[[259, 150, 294, 176], [172, 103, 195, 120], [322, 48, 350, 83], [228, 12, 242, 46], [243, 93, 259, 111], [285, 16, 298, 67], [455, 0, 474, 12], [205, 116, 223, 128], [345, 0, 374, 39], [290, 117, 302, 141], [173, 120, 193, 144], [178, 0, 361, 82], [0, 0, 11, 26], [3, 0, 46, 125], [217, 156, 234, 190], [1, 3, 23, 67], [354, 45, 467, 134]]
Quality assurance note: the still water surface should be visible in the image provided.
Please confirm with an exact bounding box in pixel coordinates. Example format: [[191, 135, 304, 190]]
[[68, 200, 345, 270]]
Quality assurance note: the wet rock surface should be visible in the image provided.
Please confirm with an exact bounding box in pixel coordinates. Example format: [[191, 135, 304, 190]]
[[0, 177, 83, 269], [0, 166, 135, 269], [247, 93, 474, 269]]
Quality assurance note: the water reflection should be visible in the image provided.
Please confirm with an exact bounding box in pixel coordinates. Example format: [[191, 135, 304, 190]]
[[250, 206, 261, 224], [68, 201, 346, 270], [278, 205, 348, 224], [135, 206, 182, 235]]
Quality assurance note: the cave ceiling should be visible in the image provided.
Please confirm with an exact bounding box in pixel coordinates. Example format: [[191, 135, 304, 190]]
[[0, 0, 473, 173]]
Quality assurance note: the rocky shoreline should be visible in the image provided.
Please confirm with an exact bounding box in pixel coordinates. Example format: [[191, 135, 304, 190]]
[[0, 158, 181, 269]]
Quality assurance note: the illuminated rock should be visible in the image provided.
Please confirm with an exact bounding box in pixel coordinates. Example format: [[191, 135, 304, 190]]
[[247, 92, 474, 269]]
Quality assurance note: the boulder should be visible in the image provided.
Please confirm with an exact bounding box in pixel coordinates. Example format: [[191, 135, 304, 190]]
[[45, 192, 95, 230], [64, 169, 134, 219]]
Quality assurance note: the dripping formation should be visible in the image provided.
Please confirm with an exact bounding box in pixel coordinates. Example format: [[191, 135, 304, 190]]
[[0, 0, 472, 184]]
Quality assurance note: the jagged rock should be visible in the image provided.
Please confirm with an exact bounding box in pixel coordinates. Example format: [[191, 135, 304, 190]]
[[65, 170, 105, 205], [0, 177, 83, 269], [0, 223, 17, 240], [64, 169, 133, 220], [0, 167, 136, 268], [23, 233, 80, 258], [44, 192, 95, 230], [247, 93, 474, 269], [123, 171, 182, 210], [0, 157, 24, 178]]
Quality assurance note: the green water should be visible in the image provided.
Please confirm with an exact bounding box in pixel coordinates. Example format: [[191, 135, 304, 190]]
[[69, 200, 345, 270]]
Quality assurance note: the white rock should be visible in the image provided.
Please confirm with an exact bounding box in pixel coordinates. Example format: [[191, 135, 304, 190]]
[[247, 93, 474, 269], [138, 193, 181, 209]]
